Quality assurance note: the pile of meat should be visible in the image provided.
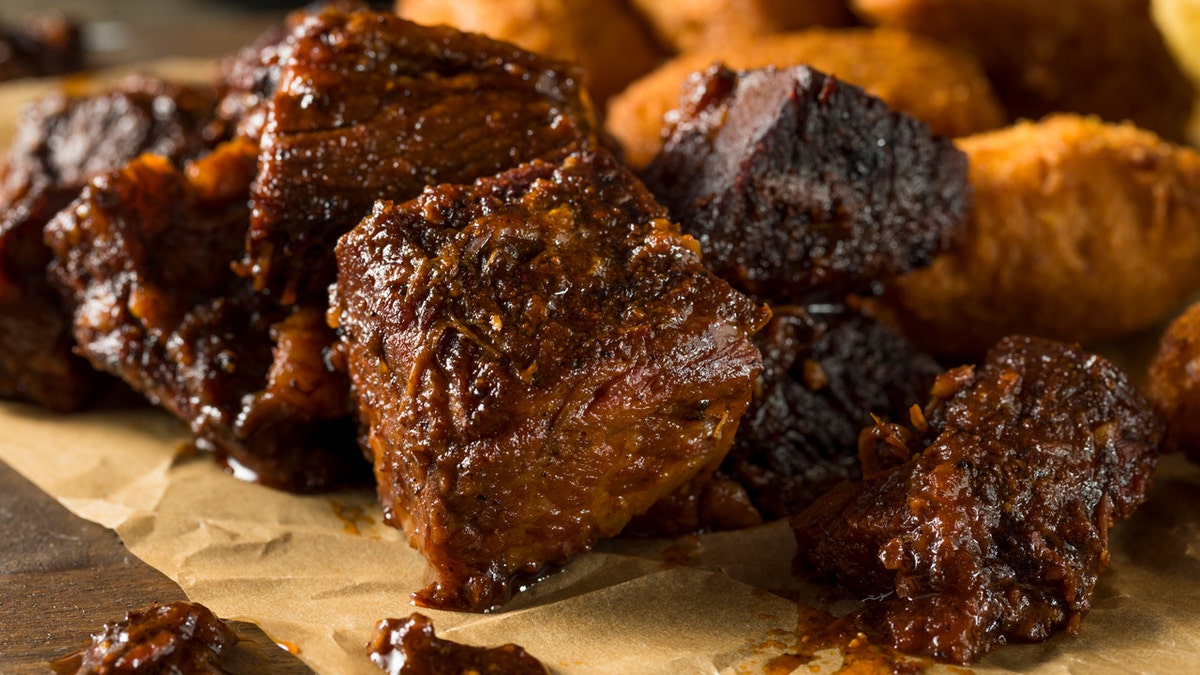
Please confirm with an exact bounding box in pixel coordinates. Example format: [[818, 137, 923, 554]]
[[0, 0, 1177, 666]]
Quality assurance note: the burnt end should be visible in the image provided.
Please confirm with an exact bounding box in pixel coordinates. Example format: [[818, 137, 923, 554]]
[[368, 614, 548, 675], [332, 146, 768, 611], [643, 64, 969, 305], [45, 141, 367, 492], [215, 20, 289, 142], [0, 77, 225, 411], [66, 602, 238, 675], [723, 305, 942, 520], [791, 336, 1162, 664], [245, 4, 599, 303], [0, 13, 84, 83]]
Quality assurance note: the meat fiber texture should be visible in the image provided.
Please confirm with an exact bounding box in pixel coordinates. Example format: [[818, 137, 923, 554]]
[[642, 64, 970, 306], [45, 140, 366, 493], [791, 336, 1163, 664], [245, 2, 599, 304], [0, 76, 225, 410], [331, 146, 769, 612]]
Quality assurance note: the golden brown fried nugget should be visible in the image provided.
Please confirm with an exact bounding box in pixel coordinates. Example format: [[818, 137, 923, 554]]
[[852, 0, 1194, 142], [886, 115, 1200, 359], [394, 0, 663, 104], [1148, 302, 1200, 458], [629, 0, 854, 53], [606, 28, 1005, 169]]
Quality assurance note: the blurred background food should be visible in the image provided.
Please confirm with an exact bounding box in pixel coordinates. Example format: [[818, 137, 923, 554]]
[[605, 27, 1006, 168], [1, 0, 289, 73], [1153, 0, 1200, 85]]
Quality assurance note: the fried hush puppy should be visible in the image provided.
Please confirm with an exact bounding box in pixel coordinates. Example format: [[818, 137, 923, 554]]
[[886, 114, 1200, 359], [1148, 302, 1200, 459], [1153, 0, 1200, 85], [627, 0, 854, 53], [394, 0, 663, 105], [606, 27, 1005, 169], [792, 336, 1163, 664], [851, 0, 1194, 142]]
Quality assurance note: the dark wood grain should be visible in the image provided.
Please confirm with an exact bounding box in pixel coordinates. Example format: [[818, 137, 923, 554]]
[[0, 459, 314, 674]]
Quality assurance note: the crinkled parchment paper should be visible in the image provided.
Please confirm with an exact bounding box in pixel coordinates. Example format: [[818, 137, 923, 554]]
[[4, 64, 1200, 675]]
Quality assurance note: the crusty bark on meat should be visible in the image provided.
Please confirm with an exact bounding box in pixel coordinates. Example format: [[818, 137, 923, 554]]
[[0, 76, 225, 410], [643, 65, 970, 306], [245, 3, 599, 303], [46, 140, 366, 492], [628, 304, 943, 534], [792, 336, 1162, 663], [724, 305, 942, 520], [331, 146, 768, 611]]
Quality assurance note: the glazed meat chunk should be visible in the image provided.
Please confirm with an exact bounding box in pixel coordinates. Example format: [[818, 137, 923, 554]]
[[642, 65, 970, 305], [214, 19, 288, 142], [723, 305, 942, 520], [628, 304, 943, 534], [368, 614, 548, 675], [332, 146, 768, 611], [46, 141, 366, 492], [0, 76, 224, 410], [246, 3, 599, 303], [65, 602, 238, 675], [791, 336, 1162, 663]]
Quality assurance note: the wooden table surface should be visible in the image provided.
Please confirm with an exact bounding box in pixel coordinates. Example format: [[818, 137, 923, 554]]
[[0, 459, 315, 673], [0, 4, 318, 671]]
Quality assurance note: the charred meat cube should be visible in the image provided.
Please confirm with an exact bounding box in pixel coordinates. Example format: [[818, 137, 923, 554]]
[[791, 336, 1162, 664], [628, 303, 942, 534], [368, 613, 548, 675], [0, 12, 83, 83], [245, 3, 599, 303], [724, 304, 942, 520], [331, 146, 768, 611], [0, 76, 225, 410], [46, 141, 366, 492], [642, 64, 969, 305], [60, 602, 238, 675]]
